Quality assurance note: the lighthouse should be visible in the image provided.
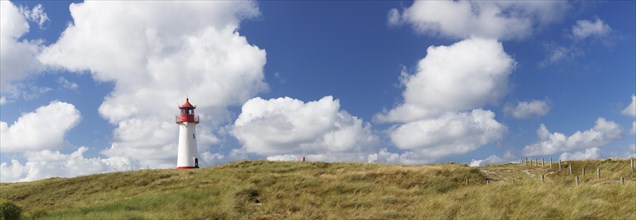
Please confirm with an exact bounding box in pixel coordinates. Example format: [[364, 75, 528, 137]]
[[176, 98, 199, 169]]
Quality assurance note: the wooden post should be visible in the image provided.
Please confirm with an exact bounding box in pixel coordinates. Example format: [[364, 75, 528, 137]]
[[486, 180, 490, 186], [525, 157, 528, 166], [465, 179, 469, 185], [620, 176, 624, 185], [576, 176, 579, 186], [550, 157, 553, 169], [569, 164, 573, 175], [631, 159, 634, 172], [541, 174, 544, 182], [582, 167, 585, 176], [542, 158, 545, 167], [559, 160, 562, 171], [596, 166, 600, 179]]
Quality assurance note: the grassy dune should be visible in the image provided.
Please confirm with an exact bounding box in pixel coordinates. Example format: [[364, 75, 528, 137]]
[[1, 159, 635, 219]]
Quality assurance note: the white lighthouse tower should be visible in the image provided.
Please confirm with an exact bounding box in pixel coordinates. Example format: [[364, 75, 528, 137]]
[[176, 98, 199, 169]]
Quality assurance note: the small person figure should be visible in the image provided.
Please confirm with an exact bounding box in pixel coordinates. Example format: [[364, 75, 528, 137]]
[[300, 155, 306, 162]]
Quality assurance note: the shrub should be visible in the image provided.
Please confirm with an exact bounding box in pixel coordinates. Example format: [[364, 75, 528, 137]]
[[0, 198, 21, 220]]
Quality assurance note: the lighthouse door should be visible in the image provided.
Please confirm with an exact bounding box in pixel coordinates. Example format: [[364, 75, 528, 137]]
[[194, 158, 199, 168]]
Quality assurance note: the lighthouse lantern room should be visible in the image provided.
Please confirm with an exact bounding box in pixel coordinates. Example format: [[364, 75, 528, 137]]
[[176, 98, 200, 169]]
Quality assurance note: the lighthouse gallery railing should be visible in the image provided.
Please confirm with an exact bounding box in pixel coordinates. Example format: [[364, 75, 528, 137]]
[[176, 115, 199, 123]]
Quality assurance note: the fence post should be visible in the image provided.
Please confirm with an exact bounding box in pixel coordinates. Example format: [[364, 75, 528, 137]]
[[596, 166, 600, 179], [542, 158, 545, 167], [550, 157, 553, 169], [620, 176, 624, 185], [465, 179, 469, 185], [576, 176, 579, 186], [569, 164, 572, 175], [541, 174, 544, 182], [631, 159, 634, 172], [486, 180, 490, 185], [559, 160, 562, 171], [582, 167, 585, 176]]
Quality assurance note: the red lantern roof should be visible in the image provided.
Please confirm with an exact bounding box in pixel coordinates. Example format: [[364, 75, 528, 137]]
[[179, 98, 195, 109]]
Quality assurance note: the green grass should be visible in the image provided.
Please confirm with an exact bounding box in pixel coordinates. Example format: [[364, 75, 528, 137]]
[[1, 159, 635, 219]]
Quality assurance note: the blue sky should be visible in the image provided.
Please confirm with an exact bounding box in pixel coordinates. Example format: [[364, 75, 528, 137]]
[[1, 0, 634, 182]]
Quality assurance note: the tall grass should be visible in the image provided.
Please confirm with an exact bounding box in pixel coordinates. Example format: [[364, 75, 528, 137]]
[[1, 159, 634, 219]]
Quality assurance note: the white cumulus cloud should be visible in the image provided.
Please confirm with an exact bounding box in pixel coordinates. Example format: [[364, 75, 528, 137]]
[[266, 154, 301, 162], [0, 1, 45, 93], [39, 1, 266, 168], [57, 77, 78, 91], [559, 148, 600, 161], [469, 154, 507, 167], [523, 118, 623, 156], [622, 95, 636, 117], [374, 38, 513, 162], [386, 8, 401, 27], [622, 95, 636, 134], [0, 146, 133, 182], [101, 119, 180, 168], [571, 18, 611, 40], [232, 96, 379, 160], [538, 43, 583, 68], [388, 0, 567, 40], [389, 109, 506, 159], [20, 3, 49, 28], [504, 100, 550, 119], [368, 148, 460, 165], [1, 101, 80, 152], [376, 38, 514, 123]]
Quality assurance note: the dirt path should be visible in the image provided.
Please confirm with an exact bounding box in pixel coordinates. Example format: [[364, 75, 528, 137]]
[[479, 166, 543, 183], [522, 169, 535, 177], [479, 168, 520, 182], [479, 169, 498, 180]]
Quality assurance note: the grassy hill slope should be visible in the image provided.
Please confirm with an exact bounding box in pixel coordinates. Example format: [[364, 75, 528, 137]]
[[1, 159, 635, 219]]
